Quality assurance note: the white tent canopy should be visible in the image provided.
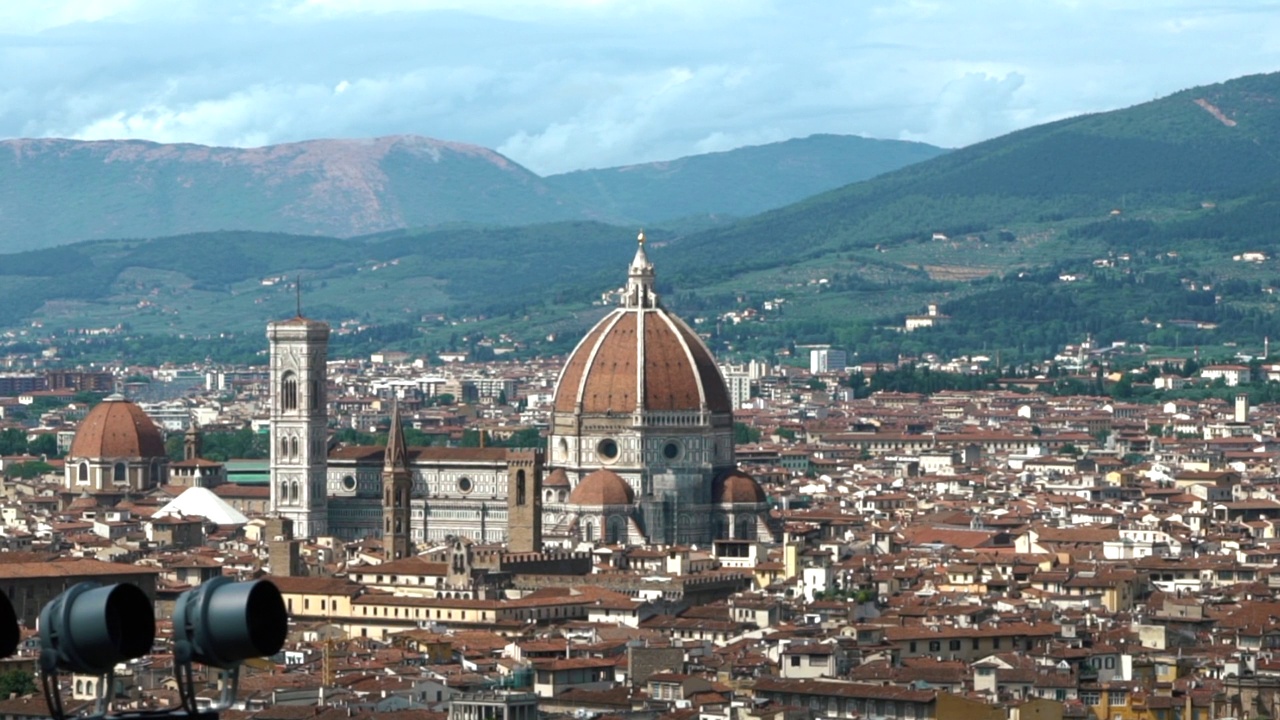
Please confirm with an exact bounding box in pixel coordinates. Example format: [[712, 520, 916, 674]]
[[153, 486, 248, 526]]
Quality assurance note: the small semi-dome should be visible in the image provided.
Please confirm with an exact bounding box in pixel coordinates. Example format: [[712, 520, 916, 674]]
[[713, 469, 767, 505], [68, 395, 166, 459], [568, 469, 635, 506], [545, 468, 571, 488]]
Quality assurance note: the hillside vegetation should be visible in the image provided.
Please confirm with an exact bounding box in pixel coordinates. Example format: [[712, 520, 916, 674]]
[[4, 72, 1280, 365], [0, 133, 941, 252], [545, 134, 947, 223]]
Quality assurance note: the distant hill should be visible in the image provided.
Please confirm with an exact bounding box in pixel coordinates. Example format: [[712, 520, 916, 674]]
[[662, 72, 1280, 281], [0, 135, 602, 251], [0, 133, 944, 252], [545, 134, 947, 223], [4, 72, 1280, 365]]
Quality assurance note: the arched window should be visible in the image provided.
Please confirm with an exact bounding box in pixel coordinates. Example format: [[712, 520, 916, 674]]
[[544, 489, 554, 503], [399, 488, 409, 508], [113, 462, 126, 484], [516, 470, 526, 506], [78, 462, 89, 484], [309, 379, 319, 410], [290, 437, 299, 460], [608, 516, 627, 544], [279, 437, 288, 460], [385, 517, 391, 532], [290, 481, 299, 503], [279, 481, 288, 504], [281, 372, 298, 412], [582, 520, 594, 542]]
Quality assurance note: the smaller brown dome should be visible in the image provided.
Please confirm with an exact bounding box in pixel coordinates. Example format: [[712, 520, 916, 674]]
[[545, 468, 571, 488], [713, 470, 766, 505], [569, 469, 635, 506], [69, 395, 167, 459]]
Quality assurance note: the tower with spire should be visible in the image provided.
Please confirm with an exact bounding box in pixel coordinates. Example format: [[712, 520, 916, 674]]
[[382, 400, 413, 560]]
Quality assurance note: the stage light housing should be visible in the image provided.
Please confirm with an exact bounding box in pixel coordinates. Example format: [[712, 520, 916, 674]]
[[0, 590, 19, 659], [38, 582, 155, 676], [173, 577, 287, 670]]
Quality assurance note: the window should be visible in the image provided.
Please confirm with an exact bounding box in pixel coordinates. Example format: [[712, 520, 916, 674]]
[[949, 640, 961, 651], [909, 641, 917, 653], [113, 462, 127, 483], [993, 638, 1001, 649], [1104, 657, 1116, 669], [972, 638, 981, 650], [281, 372, 298, 412], [790, 656, 800, 667], [516, 470, 526, 506], [1079, 692, 1100, 706], [928, 641, 940, 652]]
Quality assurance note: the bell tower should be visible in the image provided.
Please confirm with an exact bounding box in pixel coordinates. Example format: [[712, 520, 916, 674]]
[[506, 449, 543, 553], [382, 400, 413, 560], [268, 314, 330, 538]]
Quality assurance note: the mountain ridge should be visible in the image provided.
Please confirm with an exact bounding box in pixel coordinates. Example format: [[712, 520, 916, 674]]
[[0, 132, 943, 251]]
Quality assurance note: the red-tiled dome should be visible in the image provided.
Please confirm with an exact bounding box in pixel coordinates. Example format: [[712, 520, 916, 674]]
[[553, 237, 731, 417], [568, 469, 635, 506], [713, 470, 766, 504], [553, 309, 730, 415], [69, 396, 166, 459]]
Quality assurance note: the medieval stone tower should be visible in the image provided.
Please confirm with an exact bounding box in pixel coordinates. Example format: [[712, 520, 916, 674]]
[[506, 449, 544, 553], [268, 314, 330, 538]]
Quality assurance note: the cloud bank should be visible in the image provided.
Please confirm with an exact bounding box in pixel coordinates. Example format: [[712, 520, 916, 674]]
[[1, 0, 1277, 174]]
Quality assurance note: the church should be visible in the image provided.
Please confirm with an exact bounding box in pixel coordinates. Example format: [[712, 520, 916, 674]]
[[267, 233, 773, 551]]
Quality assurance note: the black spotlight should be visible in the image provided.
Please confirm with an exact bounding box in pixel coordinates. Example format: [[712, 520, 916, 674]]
[[38, 582, 155, 720], [38, 582, 155, 675], [173, 578, 288, 714], [174, 577, 288, 668], [0, 590, 20, 660]]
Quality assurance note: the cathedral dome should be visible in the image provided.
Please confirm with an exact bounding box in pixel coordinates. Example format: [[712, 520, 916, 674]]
[[68, 395, 166, 459], [568, 469, 635, 506], [712, 470, 767, 504], [553, 235, 731, 416]]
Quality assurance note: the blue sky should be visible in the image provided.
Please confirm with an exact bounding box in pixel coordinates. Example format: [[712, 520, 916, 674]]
[[1, 0, 1278, 174]]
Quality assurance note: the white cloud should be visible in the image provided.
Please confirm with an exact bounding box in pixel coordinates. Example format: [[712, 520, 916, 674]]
[[1, 0, 1279, 172]]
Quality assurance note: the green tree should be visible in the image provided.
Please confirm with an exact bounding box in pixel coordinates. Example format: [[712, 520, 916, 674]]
[[460, 429, 490, 448], [733, 422, 762, 444], [0, 669, 35, 698], [27, 434, 58, 459], [5, 461, 54, 479]]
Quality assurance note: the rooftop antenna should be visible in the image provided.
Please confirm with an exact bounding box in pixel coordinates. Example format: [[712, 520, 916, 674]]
[[296, 275, 303, 318]]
